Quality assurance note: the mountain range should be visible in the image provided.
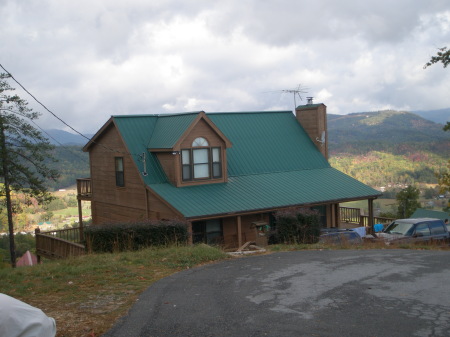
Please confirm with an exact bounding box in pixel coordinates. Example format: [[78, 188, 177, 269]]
[[327, 110, 449, 156], [44, 109, 449, 190], [44, 108, 449, 147]]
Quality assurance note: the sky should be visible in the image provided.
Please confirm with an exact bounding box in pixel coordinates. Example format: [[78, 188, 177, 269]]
[[1, 0, 449, 134]]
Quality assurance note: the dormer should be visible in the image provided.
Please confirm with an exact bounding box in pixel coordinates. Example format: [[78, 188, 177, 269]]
[[148, 111, 232, 187]]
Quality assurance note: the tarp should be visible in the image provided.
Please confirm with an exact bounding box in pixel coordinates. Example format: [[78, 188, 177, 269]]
[[0, 294, 56, 337]]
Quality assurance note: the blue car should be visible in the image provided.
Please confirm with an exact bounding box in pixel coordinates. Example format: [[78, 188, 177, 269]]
[[319, 228, 363, 245]]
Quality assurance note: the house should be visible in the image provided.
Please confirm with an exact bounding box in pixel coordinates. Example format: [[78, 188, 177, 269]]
[[410, 208, 449, 221], [77, 103, 381, 248]]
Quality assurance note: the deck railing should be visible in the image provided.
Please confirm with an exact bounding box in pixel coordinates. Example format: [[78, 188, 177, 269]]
[[340, 207, 394, 227], [35, 227, 85, 261], [37, 227, 84, 244]]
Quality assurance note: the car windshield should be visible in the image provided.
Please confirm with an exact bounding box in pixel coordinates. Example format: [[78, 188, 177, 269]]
[[384, 221, 414, 235]]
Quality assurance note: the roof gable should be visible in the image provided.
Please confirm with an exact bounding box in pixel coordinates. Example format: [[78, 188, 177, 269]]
[[148, 111, 232, 150]]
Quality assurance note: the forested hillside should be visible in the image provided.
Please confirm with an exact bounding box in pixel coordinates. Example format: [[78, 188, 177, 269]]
[[47, 146, 89, 190], [44, 110, 449, 190], [328, 110, 449, 187]]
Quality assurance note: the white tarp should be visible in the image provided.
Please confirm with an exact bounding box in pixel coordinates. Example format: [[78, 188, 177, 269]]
[[351, 226, 366, 238], [0, 294, 56, 337]]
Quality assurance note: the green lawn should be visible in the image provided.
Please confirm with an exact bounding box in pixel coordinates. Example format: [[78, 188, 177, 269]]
[[53, 207, 91, 217]]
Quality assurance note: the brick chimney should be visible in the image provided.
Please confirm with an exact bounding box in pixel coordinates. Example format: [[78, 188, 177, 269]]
[[295, 98, 328, 159]]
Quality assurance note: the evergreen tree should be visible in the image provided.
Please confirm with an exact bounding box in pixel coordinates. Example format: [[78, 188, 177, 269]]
[[0, 73, 59, 267], [424, 46, 450, 69], [396, 186, 421, 218]]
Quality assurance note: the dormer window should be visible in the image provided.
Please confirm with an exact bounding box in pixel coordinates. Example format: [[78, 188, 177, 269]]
[[181, 137, 222, 181], [192, 137, 208, 147]]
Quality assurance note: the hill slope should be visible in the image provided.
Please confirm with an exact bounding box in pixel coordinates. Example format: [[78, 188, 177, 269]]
[[43, 110, 449, 190], [328, 110, 450, 156], [327, 110, 449, 188], [412, 107, 450, 125]]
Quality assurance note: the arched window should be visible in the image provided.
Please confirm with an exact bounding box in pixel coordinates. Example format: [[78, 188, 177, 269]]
[[181, 137, 222, 181], [192, 137, 209, 147]]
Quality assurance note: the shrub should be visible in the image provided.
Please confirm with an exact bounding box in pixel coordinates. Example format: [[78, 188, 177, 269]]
[[84, 219, 188, 253], [274, 207, 321, 244]]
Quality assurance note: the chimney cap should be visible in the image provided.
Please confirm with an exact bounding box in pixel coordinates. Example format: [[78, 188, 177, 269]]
[[306, 97, 314, 104]]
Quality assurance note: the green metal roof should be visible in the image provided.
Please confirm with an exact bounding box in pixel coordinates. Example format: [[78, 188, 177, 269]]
[[150, 168, 380, 218], [112, 115, 168, 184], [111, 111, 381, 218], [410, 208, 449, 221], [148, 113, 199, 149], [208, 112, 329, 176]]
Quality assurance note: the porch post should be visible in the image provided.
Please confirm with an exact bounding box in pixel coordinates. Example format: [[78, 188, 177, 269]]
[[77, 199, 84, 242], [334, 203, 340, 228], [237, 215, 242, 248], [35, 227, 41, 264], [326, 204, 332, 228], [187, 221, 193, 245], [368, 198, 374, 234]]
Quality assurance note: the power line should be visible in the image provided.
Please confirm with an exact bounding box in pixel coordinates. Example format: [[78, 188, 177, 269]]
[[0, 63, 135, 156], [0, 63, 91, 142], [0, 65, 154, 188]]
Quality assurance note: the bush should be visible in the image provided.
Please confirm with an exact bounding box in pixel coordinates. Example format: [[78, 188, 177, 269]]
[[274, 208, 321, 244], [84, 219, 189, 253], [0, 233, 36, 263]]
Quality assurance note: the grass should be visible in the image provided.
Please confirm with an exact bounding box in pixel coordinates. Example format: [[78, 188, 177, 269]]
[[1, 242, 449, 336], [0, 244, 228, 337], [53, 207, 91, 217]]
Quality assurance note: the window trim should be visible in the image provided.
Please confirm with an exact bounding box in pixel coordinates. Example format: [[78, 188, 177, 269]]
[[115, 157, 125, 187], [181, 146, 222, 182]]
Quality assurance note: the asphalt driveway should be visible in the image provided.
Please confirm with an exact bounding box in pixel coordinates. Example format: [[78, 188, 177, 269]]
[[103, 250, 450, 337]]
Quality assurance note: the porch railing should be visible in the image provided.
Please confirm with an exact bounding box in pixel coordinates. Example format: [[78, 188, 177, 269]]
[[340, 207, 394, 227]]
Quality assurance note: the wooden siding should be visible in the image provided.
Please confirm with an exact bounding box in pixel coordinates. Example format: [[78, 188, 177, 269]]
[[177, 118, 228, 187], [180, 118, 225, 148], [156, 152, 177, 185], [147, 188, 182, 220], [89, 124, 148, 224], [93, 201, 148, 224], [222, 213, 270, 248]]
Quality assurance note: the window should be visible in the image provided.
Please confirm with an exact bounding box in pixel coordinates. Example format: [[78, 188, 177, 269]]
[[192, 219, 223, 244], [181, 138, 222, 181], [192, 137, 208, 147], [115, 157, 124, 187], [414, 222, 431, 237], [212, 147, 221, 178], [429, 221, 446, 235]]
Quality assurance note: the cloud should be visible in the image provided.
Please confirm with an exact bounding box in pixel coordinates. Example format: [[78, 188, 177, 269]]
[[1, 0, 449, 133]]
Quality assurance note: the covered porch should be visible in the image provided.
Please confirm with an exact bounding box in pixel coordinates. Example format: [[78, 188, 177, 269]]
[[188, 198, 390, 250]]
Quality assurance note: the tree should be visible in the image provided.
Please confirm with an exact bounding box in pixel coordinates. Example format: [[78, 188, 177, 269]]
[[424, 46, 450, 69], [396, 186, 421, 218], [424, 47, 450, 193], [0, 73, 59, 267]]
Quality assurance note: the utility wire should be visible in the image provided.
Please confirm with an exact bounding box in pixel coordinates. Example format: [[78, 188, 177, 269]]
[[0, 63, 137, 156]]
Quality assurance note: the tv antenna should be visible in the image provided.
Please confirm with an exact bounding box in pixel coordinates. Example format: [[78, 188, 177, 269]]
[[267, 84, 308, 111], [139, 152, 148, 176]]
